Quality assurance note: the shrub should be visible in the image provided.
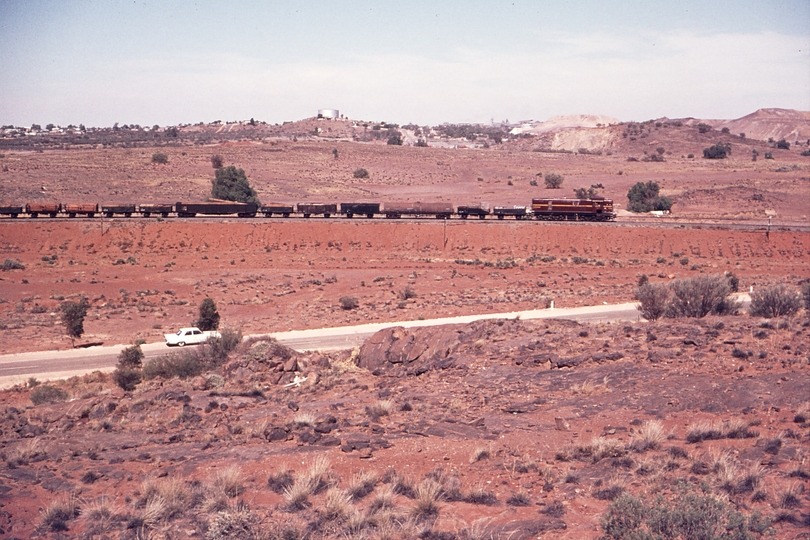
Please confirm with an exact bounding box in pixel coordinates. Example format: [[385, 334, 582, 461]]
[[210, 154, 223, 169], [402, 286, 417, 300], [205, 328, 242, 365], [573, 186, 600, 199], [801, 282, 810, 311], [544, 173, 564, 189], [339, 296, 359, 310], [749, 284, 801, 318], [30, 384, 68, 405], [353, 168, 369, 179], [626, 181, 673, 213], [60, 297, 89, 345], [196, 298, 220, 331], [387, 134, 403, 145], [112, 367, 141, 391], [775, 139, 790, 150], [142, 352, 204, 380], [151, 152, 168, 164], [601, 492, 769, 539], [666, 275, 737, 318], [118, 344, 144, 368], [703, 143, 731, 159], [1, 258, 25, 271], [211, 165, 259, 204], [40, 497, 79, 532]]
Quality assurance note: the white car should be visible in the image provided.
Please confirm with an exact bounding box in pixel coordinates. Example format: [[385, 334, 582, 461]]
[[164, 327, 221, 347]]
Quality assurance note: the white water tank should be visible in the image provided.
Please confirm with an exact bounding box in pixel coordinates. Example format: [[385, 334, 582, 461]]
[[318, 109, 339, 119]]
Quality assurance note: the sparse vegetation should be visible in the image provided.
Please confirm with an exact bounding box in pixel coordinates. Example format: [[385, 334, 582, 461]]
[[151, 152, 169, 164], [353, 167, 369, 179], [666, 274, 738, 318], [1, 258, 25, 271], [339, 296, 359, 310], [210, 154, 223, 169], [30, 384, 68, 405]]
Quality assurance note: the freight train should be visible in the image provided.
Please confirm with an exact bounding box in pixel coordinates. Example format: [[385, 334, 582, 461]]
[[0, 198, 615, 221]]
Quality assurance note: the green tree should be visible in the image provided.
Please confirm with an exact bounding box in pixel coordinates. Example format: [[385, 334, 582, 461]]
[[627, 181, 673, 213], [196, 298, 220, 330], [211, 166, 259, 204], [60, 298, 89, 346]]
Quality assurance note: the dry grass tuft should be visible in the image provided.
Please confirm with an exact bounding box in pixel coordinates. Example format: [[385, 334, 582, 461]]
[[40, 496, 79, 532], [366, 399, 393, 420], [777, 483, 804, 509], [348, 470, 380, 500], [321, 488, 352, 521], [469, 445, 491, 464], [213, 465, 244, 498], [411, 479, 441, 521], [631, 420, 666, 452], [292, 411, 316, 427]]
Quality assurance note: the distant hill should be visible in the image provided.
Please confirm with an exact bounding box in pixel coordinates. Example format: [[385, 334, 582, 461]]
[[713, 108, 810, 143]]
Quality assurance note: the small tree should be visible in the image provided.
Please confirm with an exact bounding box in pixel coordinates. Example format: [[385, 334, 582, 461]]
[[60, 297, 89, 346], [211, 166, 259, 204], [703, 143, 730, 159], [151, 152, 169, 164], [196, 298, 220, 330], [635, 282, 669, 321], [210, 154, 224, 169], [544, 173, 564, 189], [775, 139, 790, 150], [387, 134, 403, 145], [748, 284, 801, 318], [627, 181, 673, 213], [353, 168, 369, 179]]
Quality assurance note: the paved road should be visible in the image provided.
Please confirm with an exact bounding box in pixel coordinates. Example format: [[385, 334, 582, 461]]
[[0, 295, 750, 388]]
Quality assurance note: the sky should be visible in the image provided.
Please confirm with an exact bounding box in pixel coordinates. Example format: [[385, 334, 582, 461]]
[[1, 0, 808, 127]]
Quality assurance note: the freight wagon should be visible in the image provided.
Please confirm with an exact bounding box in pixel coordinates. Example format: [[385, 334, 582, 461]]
[[0, 205, 24, 218], [139, 203, 174, 218], [383, 202, 453, 219], [297, 203, 337, 218], [531, 198, 616, 221], [175, 201, 258, 218], [25, 203, 61, 218], [63, 203, 99, 218], [339, 203, 380, 218], [260, 204, 295, 218], [456, 205, 489, 219], [101, 204, 137, 217]]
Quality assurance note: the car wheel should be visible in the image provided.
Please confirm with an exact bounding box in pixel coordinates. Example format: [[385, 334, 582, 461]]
[[178, 341, 185, 347]]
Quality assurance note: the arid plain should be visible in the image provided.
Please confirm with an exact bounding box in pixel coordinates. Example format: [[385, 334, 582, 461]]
[[0, 114, 808, 538]]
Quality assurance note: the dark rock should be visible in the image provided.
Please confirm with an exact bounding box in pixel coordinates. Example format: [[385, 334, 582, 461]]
[[265, 427, 289, 442]]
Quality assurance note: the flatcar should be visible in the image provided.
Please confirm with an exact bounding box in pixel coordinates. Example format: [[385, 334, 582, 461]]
[[531, 197, 615, 221], [175, 201, 258, 218], [383, 202, 453, 219], [493, 206, 530, 220]]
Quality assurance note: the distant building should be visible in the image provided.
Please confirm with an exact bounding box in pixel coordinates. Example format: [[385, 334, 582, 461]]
[[318, 109, 340, 120]]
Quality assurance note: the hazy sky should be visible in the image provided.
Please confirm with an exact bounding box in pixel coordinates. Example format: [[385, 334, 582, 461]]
[[1, 0, 808, 127]]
